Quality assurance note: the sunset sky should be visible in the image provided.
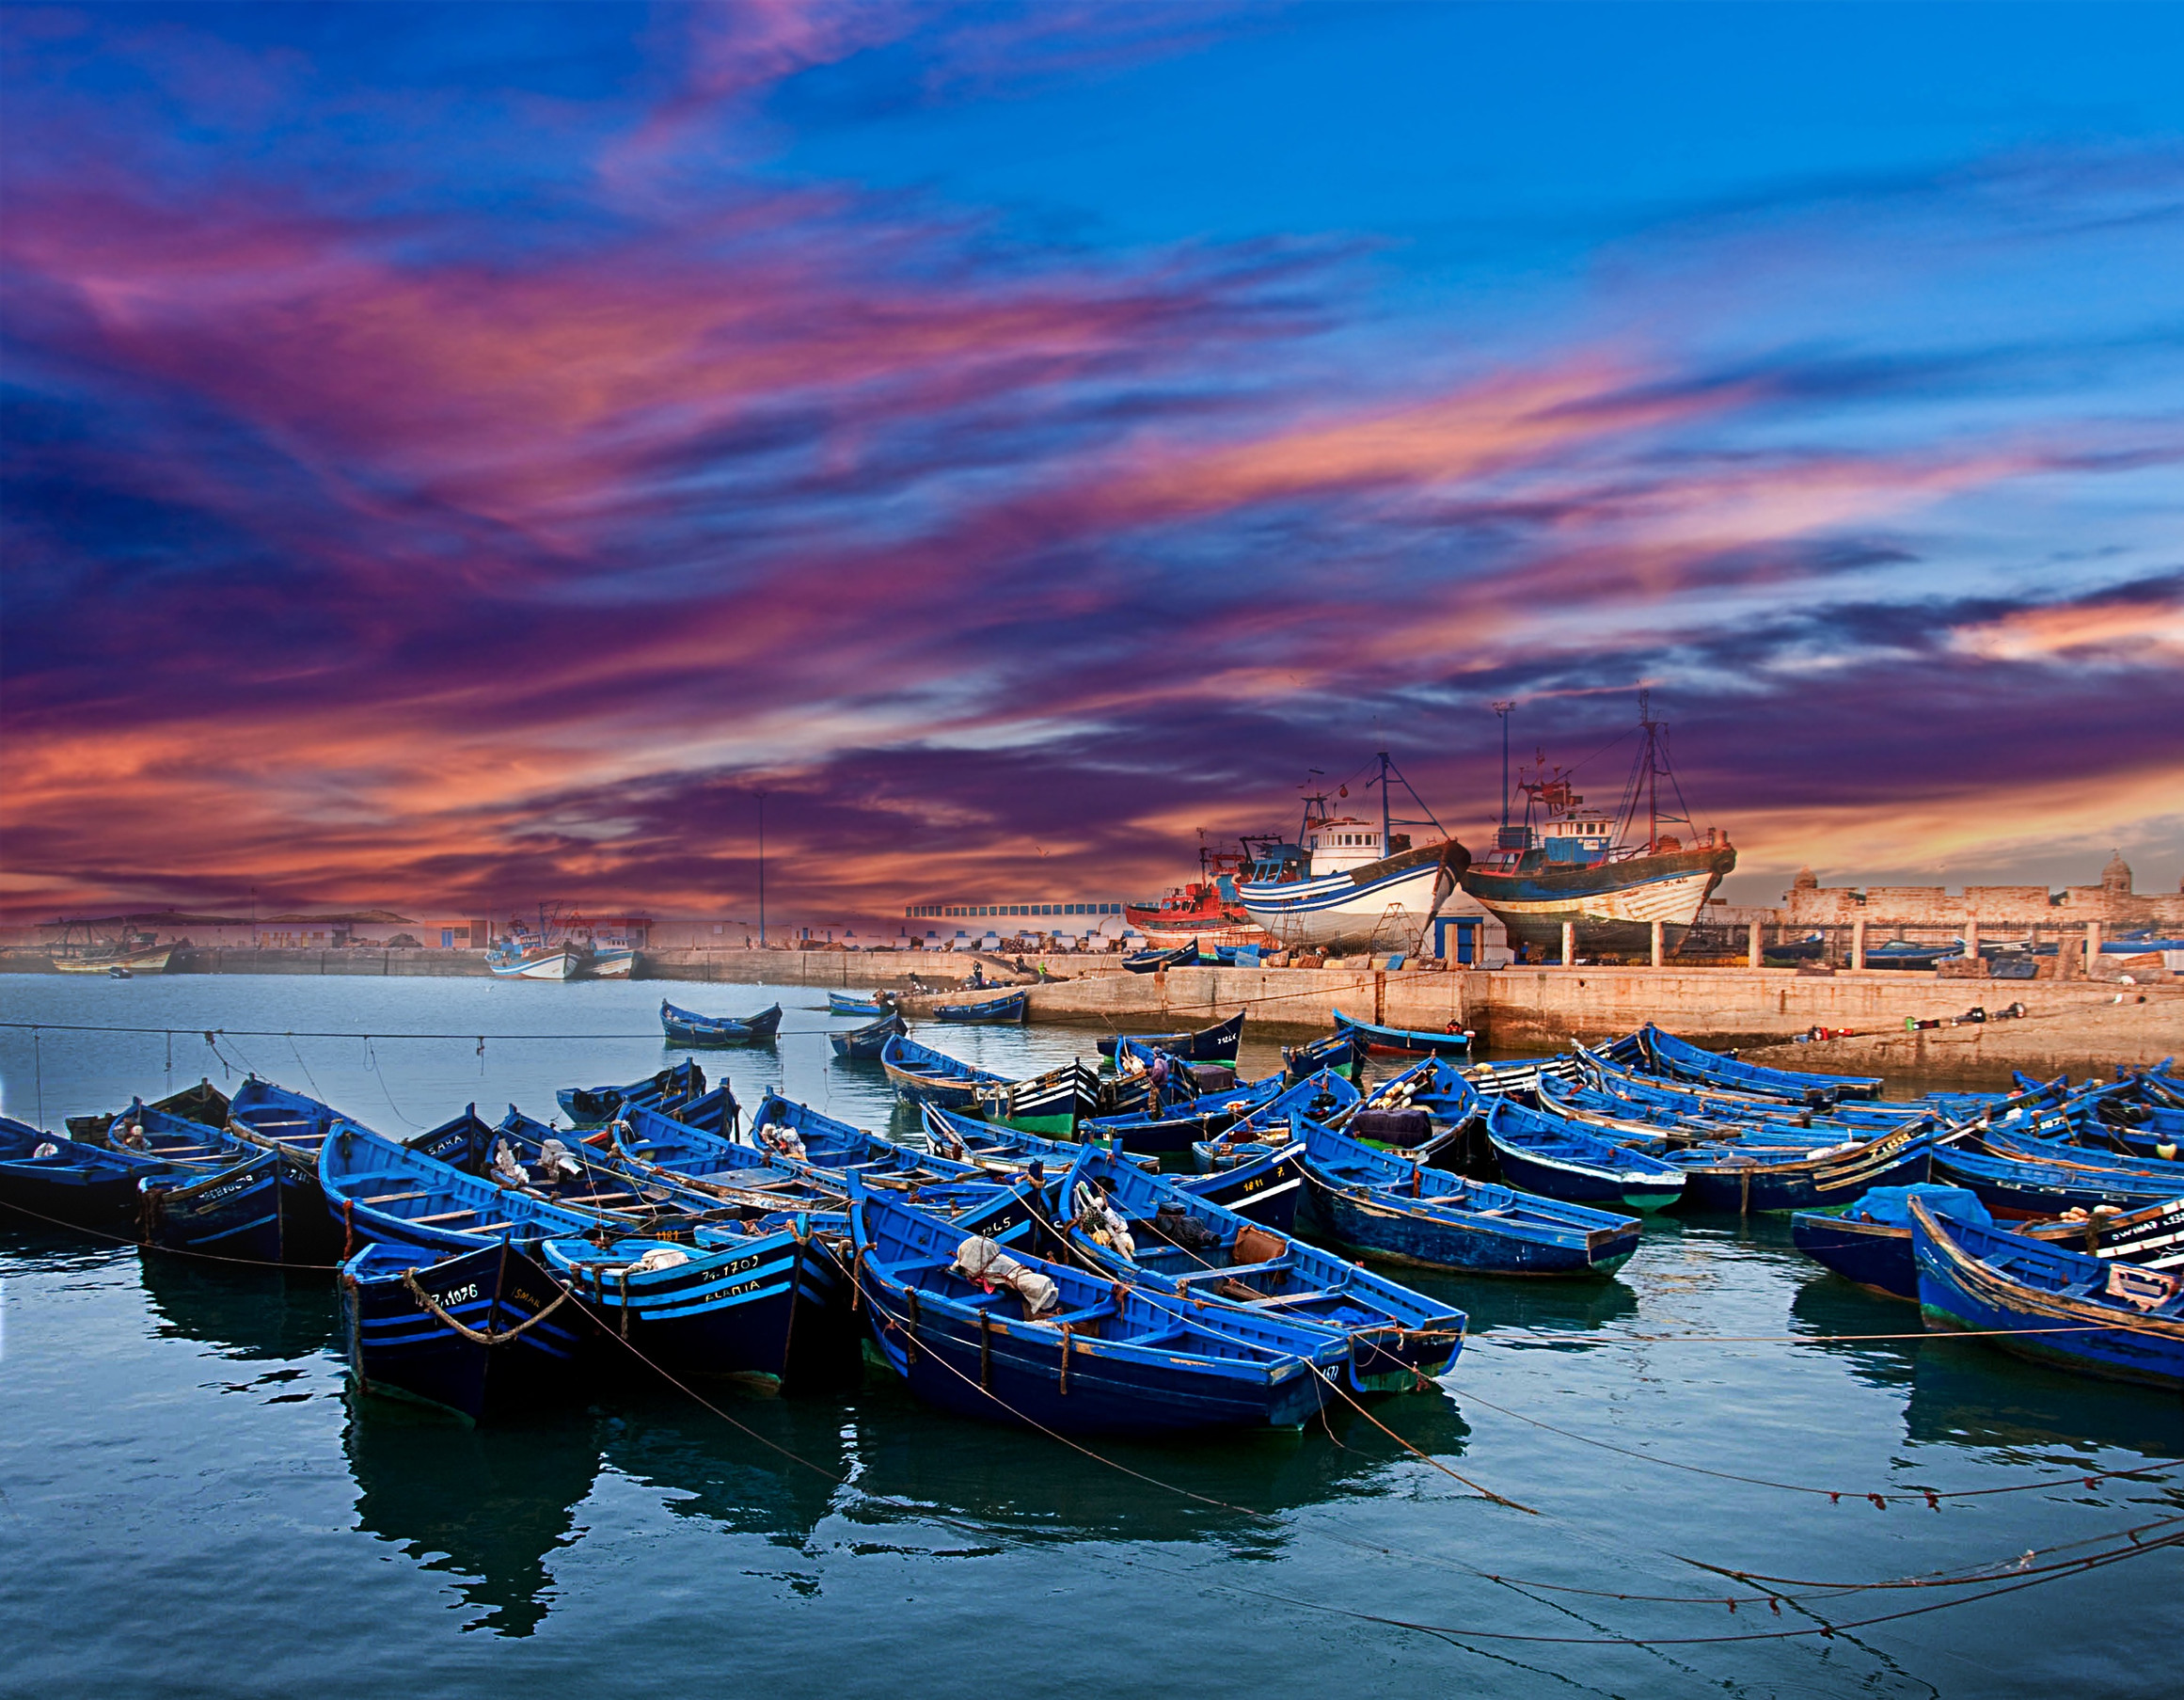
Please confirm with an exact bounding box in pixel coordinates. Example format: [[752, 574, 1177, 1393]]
[[5, 2, 2180, 928]]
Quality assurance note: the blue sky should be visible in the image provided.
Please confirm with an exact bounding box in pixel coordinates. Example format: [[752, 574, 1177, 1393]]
[[4, 3, 2179, 921]]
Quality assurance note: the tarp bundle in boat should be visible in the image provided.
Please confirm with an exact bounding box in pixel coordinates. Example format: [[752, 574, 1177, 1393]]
[[951, 1234, 1058, 1317], [1850, 1184, 1990, 1231]]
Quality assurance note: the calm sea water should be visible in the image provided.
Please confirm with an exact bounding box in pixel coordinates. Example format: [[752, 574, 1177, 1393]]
[[2, 973, 2178, 1698]]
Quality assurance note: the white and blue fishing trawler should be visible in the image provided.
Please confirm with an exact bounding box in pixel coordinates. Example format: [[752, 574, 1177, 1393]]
[[1237, 753, 1471, 955], [1461, 693, 1736, 960]]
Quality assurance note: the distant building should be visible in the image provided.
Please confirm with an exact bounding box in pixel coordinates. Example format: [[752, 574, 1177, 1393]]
[[905, 898, 1128, 924], [1777, 853, 2184, 932]]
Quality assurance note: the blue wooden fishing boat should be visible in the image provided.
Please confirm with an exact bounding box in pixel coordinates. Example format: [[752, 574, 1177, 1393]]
[[538, 1215, 859, 1391], [133, 1103, 345, 1264], [850, 1185, 1343, 1434], [319, 1116, 616, 1260], [1058, 1148, 1464, 1392], [1094, 1011, 1245, 1065], [973, 1059, 1101, 1136], [919, 1101, 1293, 1224], [830, 1012, 906, 1059], [67, 1076, 229, 1144], [829, 990, 897, 1016], [1790, 1184, 1994, 1300], [1979, 1125, 2184, 1185], [1332, 1008, 1475, 1057], [1911, 1197, 2184, 1390], [608, 1101, 848, 1199], [228, 1075, 353, 1158], [929, 988, 1030, 1024], [1179, 1139, 1308, 1230], [1484, 1099, 1687, 1214], [618, 1099, 1039, 1247], [920, 1103, 1119, 1174], [1932, 1142, 2184, 1219], [1357, 1056, 1481, 1126], [1673, 1124, 1932, 1214], [659, 999, 783, 1047], [0, 1115, 208, 1230], [342, 1238, 597, 1422], [1281, 1030, 1362, 1083], [1298, 1119, 1641, 1276], [555, 1060, 707, 1128], [749, 1094, 973, 1181], [1084, 1099, 1242, 1157], [1122, 943, 1199, 973], [1622, 1024, 1882, 1102], [1244, 1068, 1363, 1129], [879, 1034, 1010, 1109]]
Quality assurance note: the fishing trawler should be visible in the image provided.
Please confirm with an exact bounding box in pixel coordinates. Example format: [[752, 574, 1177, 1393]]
[[485, 905, 588, 980], [1236, 755, 1470, 954], [1124, 834, 1277, 948], [1460, 693, 1735, 960]]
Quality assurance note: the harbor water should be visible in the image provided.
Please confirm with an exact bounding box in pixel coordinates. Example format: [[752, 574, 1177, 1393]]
[[2, 974, 2178, 1698]]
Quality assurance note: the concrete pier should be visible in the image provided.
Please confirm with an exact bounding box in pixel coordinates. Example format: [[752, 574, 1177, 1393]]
[[10, 943, 2169, 1082], [1014, 962, 2178, 1077]]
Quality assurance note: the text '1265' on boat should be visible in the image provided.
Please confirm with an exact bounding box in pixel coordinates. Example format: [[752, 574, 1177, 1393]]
[[1235, 753, 1471, 957], [1460, 691, 1735, 961]]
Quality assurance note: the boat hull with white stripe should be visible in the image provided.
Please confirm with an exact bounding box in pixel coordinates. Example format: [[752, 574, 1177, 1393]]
[[1461, 845, 1733, 957], [1238, 840, 1467, 955]]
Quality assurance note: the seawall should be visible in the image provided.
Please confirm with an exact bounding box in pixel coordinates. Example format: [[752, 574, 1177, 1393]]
[[8, 947, 2168, 1078]]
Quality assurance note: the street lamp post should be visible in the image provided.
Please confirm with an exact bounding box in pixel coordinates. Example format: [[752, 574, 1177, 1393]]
[[1491, 701, 1514, 842]]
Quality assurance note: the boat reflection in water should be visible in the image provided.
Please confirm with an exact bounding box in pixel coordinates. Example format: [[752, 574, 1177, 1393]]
[[344, 1405, 605, 1637], [847, 1376, 1472, 1551], [137, 1256, 341, 1362], [1788, 1274, 1921, 1395], [601, 1394, 852, 1557], [1906, 1344, 2184, 1465]]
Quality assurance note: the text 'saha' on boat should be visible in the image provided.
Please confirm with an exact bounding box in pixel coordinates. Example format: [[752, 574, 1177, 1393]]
[[1236, 752, 1471, 957], [1459, 691, 1736, 961]]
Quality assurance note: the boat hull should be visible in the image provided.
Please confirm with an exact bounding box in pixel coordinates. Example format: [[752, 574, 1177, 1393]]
[[490, 946, 581, 980], [1791, 1212, 1916, 1300], [1239, 840, 1467, 954], [141, 1152, 344, 1264], [863, 1292, 1330, 1435], [1175, 1147, 1305, 1230], [1333, 1009, 1472, 1057], [1461, 845, 1735, 956], [1677, 1132, 1930, 1215], [1490, 1143, 1685, 1215], [343, 1243, 593, 1422], [586, 948, 636, 978], [545, 1236, 856, 1390], [1304, 1184, 1637, 1277], [1913, 1205, 2184, 1391]]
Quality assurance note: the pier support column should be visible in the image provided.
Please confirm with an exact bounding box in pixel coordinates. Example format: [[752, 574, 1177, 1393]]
[[1851, 917, 1866, 971], [1561, 921, 1575, 966], [2086, 920, 2102, 976], [1748, 920, 1763, 968], [1649, 919, 1664, 968], [1964, 915, 1979, 963]]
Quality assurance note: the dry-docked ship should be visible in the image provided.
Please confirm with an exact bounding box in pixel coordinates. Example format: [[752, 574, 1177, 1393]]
[[1460, 695, 1735, 959], [1237, 755, 1470, 954]]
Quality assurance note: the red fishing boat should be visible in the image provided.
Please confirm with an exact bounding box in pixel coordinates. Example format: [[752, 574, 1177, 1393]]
[[1126, 834, 1278, 948]]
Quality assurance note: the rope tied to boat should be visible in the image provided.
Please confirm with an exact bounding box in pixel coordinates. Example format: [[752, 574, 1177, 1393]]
[[400, 1267, 574, 1345]]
